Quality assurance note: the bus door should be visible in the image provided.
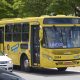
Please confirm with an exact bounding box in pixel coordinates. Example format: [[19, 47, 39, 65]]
[[0, 27, 4, 52], [30, 24, 40, 66]]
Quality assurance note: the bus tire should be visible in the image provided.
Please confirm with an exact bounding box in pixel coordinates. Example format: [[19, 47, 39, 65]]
[[20, 56, 30, 72], [57, 67, 67, 71]]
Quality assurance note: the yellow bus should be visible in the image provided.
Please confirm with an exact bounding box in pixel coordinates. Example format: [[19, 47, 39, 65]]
[[0, 15, 80, 72]]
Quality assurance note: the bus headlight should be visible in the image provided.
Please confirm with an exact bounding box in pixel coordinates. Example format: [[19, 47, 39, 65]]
[[48, 56, 53, 61], [42, 54, 53, 61]]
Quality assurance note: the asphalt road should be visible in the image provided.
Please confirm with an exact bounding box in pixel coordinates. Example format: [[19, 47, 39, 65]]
[[13, 67, 80, 80]]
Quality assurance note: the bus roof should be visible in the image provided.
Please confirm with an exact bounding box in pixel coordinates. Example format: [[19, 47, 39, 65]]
[[40, 15, 79, 18], [0, 15, 79, 25], [0, 17, 38, 25]]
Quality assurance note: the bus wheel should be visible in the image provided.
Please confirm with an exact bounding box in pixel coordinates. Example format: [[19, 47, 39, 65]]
[[21, 56, 30, 72], [57, 67, 67, 71]]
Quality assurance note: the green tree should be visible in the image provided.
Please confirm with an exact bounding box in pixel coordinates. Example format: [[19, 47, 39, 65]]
[[1, 0, 80, 19], [0, 0, 15, 18], [47, 0, 80, 15], [17, 0, 52, 17]]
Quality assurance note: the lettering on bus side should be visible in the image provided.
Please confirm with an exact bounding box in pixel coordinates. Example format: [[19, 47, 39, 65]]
[[54, 56, 61, 59], [11, 44, 19, 52]]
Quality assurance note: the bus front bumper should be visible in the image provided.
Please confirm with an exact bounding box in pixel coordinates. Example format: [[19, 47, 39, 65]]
[[54, 59, 80, 67], [41, 59, 80, 68], [41, 53, 80, 68]]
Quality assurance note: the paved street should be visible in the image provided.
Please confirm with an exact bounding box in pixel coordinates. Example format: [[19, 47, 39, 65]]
[[13, 67, 80, 80]]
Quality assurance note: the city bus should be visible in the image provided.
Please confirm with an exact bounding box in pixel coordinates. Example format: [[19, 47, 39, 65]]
[[0, 15, 80, 72]]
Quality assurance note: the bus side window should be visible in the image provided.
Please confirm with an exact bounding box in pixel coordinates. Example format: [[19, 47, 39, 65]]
[[22, 23, 29, 42], [0, 30, 3, 43], [13, 24, 21, 42], [5, 24, 13, 42]]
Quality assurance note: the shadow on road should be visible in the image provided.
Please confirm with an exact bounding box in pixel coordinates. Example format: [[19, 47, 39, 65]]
[[13, 66, 80, 76], [29, 68, 80, 76]]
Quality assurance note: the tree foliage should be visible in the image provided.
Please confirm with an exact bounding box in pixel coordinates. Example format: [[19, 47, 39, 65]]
[[0, 0, 14, 18], [47, 0, 80, 15], [0, 0, 80, 19], [17, 0, 52, 17]]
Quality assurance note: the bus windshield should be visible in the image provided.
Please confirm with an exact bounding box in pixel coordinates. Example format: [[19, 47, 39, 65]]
[[43, 27, 80, 48]]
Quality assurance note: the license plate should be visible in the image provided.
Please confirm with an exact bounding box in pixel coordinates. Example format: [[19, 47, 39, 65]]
[[63, 61, 73, 65]]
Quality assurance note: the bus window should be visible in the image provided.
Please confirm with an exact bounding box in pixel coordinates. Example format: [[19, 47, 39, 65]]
[[13, 24, 21, 42], [0, 31, 3, 43], [0, 29, 3, 43], [22, 23, 29, 42], [5, 24, 13, 42]]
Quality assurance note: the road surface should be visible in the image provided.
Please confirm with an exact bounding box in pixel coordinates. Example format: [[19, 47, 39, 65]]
[[13, 67, 80, 80]]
